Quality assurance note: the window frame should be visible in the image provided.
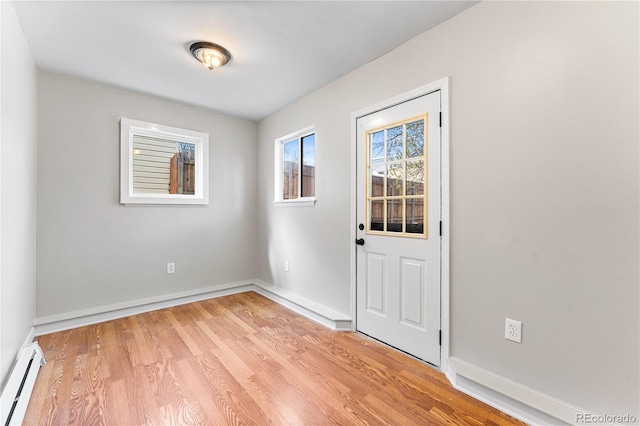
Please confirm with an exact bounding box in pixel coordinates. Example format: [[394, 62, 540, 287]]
[[120, 117, 209, 206], [273, 125, 316, 207], [365, 114, 428, 238]]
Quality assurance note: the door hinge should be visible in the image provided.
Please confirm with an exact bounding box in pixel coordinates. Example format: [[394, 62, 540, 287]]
[[439, 330, 442, 346], [439, 111, 442, 128], [439, 221, 442, 237]]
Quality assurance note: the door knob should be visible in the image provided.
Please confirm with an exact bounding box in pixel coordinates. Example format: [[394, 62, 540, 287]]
[[355, 238, 365, 246]]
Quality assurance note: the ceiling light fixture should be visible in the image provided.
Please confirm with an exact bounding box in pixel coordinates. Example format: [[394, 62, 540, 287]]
[[190, 42, 232, 71]]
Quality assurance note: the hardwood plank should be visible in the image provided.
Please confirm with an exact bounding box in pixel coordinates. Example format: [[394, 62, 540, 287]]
[[131, 365, 163, 425], [251, 370, 327, 424], [194, 394, 228, 425], [24, 292, 526, 426], [104, 379, 130, 425], [194, 351, 267, 425]]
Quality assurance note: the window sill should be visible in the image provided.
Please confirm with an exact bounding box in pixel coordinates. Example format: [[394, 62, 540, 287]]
[[273, 198, 317, 208]]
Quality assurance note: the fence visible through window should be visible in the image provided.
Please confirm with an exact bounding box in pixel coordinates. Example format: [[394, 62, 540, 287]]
[[282, 132, 315, 201]]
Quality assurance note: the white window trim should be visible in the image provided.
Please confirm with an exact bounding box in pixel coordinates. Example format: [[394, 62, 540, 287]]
[[273, 198, 316, 208], [120, 117, 209, 206], [273, 125, 316, 207]]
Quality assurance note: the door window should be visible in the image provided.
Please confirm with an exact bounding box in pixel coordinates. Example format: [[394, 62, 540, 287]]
[[366, 115, 427, 237]]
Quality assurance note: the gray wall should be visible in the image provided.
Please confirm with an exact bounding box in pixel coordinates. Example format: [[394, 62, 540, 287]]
[[257, 1, 639, 417], [0, 2, 38, 386], [37, 72, 257, 317]]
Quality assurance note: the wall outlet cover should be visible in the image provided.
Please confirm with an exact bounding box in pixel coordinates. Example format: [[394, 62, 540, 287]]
[[505, 318, 522, 343]]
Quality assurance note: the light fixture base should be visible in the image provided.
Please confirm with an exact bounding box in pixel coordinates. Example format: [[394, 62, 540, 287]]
[[189, 42, 231, 71]]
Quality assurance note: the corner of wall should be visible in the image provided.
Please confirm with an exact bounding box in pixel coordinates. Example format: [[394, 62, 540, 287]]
[[0, 0, 38, 387]]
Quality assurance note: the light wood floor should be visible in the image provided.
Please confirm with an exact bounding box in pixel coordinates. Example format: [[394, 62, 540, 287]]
[[24, 292, 525, 425]]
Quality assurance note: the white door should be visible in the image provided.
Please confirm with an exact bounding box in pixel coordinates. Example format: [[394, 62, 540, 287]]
[[356, 91, 441, 365]]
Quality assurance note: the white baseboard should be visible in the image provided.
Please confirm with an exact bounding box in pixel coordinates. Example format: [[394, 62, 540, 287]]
[[252, 280, 352, 331], [33, 279, 353, 336], [447, 357, 594, 426], [33, 280, 255, 335]]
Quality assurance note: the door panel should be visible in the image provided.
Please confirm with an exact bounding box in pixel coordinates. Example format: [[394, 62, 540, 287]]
[[356, 91, 441, 365], [400, 257, 426, 329], [366, 253, 386, 315]]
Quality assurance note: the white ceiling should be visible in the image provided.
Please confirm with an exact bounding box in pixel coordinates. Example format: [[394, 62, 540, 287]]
[[13, 1, 477, 121]]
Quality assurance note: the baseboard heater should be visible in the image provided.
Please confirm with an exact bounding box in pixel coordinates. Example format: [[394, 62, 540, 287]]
[[0, 342, 45, 426]]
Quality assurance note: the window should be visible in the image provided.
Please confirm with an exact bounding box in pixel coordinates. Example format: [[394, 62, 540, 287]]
[[120, 118, 209, 205], [274, 126, 316, 206], [366, 115, 427, 237]]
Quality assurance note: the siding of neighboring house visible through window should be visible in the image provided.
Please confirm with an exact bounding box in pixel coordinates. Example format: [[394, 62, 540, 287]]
[[133, 135, 176, 193], [132, 136, 196, 194]]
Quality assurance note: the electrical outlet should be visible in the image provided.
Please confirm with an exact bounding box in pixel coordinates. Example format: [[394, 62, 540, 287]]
[[284, 261, 289, 272], [505, 318, 522, 343], [167, 262, 175, 274]]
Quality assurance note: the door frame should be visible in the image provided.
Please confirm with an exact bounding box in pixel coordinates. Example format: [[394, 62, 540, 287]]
[[350, 77, 451, 368]]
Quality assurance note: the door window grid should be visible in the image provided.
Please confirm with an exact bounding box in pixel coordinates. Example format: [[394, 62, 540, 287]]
[[365, 114, 428, 238]]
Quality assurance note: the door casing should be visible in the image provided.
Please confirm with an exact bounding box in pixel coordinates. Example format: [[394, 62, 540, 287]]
[[350, 77, 451, 368]]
